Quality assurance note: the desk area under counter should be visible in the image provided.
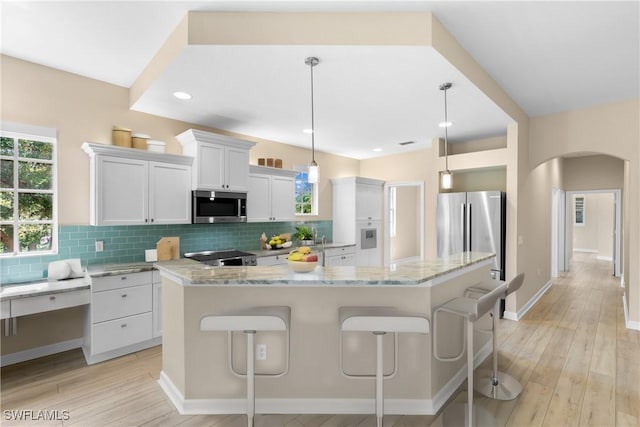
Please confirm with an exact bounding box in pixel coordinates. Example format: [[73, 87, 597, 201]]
[[154, 251, 496, 416]]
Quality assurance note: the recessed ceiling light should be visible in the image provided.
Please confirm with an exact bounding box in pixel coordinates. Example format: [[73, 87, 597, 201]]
[[302, 128, 314, 134], [173, 91, 192, 100], [373, 148, 383, 152], [439, 121, 453, 128]]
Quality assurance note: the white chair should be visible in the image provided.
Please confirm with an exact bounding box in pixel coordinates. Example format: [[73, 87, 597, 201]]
[[433, 283, 507, 427], [339, 306, 430, 427], [200, 306, 291, 427], [466, 273, 525, 400]]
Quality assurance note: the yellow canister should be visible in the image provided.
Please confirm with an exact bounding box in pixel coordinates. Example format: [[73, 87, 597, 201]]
[[131, 133, 150, 150], [112, 126, 132, 148]]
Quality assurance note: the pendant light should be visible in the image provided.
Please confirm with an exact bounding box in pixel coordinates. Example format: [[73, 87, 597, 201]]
[[439, 82, 453, 190], [305, 56, 319, 184]]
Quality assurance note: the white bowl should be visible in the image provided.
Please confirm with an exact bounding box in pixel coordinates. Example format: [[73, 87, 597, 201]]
[[287, 260, 318, 273]]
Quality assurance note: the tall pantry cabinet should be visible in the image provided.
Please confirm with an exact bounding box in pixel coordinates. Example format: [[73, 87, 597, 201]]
[[331, 177, 385, 267]]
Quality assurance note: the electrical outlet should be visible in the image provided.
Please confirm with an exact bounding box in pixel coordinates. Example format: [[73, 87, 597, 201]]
[[95, 240, 104, 252], [256, 344, 267, 361]]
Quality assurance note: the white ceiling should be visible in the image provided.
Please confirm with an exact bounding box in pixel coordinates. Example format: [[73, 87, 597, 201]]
[[1, 1, 638, 160]]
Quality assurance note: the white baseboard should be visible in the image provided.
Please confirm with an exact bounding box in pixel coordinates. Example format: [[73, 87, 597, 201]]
[[573, 248, 598, 253], [596, 255, 613, 261], [158, 340, 492, 416], [82, 337, 161, 365], [0, 338, 83, 367], [503, 280, 552, 321], [622, 294, 640, 331]]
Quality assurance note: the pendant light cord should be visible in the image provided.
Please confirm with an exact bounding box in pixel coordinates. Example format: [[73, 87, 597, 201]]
[[310, 60, 315, 163], [443, 86, 448, 171]]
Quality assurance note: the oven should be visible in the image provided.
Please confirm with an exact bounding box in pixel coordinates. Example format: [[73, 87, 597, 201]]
[[184, 250, 257, 266]]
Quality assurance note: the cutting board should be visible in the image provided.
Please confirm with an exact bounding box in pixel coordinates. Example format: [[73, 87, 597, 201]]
[[157, 237, 180, 261]]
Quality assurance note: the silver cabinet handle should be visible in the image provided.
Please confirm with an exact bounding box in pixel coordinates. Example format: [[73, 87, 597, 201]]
[[121, 294, 127, 298], [49, 296, 56, 301], [121, 276, 127, 280], [121, 324, 127, 328]]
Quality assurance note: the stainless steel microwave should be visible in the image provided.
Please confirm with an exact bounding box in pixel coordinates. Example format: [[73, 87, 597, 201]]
[[192, 190, 247, 223]]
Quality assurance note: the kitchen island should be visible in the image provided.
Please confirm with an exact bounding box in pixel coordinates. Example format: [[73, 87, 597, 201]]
[[155, 252, 496, 416]]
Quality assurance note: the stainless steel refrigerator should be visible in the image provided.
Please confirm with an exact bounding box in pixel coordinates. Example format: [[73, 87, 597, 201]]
[[437, 191, 506, 280]]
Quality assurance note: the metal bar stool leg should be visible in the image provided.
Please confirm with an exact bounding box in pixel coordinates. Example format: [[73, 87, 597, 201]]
[[466, 318, 473, 427], [473, 299, 523, 401], [246, 330, 256, 427], [374, 331, 385, 427]]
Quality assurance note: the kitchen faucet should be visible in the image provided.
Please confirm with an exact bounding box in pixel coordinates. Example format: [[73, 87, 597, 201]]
[[321, 235, 327, 267]]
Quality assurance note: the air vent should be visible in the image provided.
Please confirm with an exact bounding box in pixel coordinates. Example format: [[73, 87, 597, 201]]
[[398, 141, 415, 146]]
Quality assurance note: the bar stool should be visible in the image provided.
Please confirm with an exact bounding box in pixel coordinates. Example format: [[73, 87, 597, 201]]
[[200, 306, 291, 427], [466, 273, 525, 400], [433, 283, 506, 427], [339, 307, 430, 427]]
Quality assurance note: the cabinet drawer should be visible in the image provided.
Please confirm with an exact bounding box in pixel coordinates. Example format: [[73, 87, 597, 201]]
[[91, 271, 152, 292], [1, 300, 11, 319], [256, 254, 288, 266], [325, 246, 356, 257], [91, 312, 152, 354], [92, 284, 152, 323], [10, 290, 90, 317]]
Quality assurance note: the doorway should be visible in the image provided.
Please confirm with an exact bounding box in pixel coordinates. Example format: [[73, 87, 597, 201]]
[[552, 189, 621, 277], [383, 181, 424, 265]]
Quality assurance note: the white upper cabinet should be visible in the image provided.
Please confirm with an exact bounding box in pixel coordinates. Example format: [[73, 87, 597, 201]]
[[83, 143, 192, 226], [247, 165, 298, 222], [177, 129, 255, 192]]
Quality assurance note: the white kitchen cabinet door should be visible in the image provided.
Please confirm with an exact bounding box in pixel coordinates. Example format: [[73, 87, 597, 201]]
[[356, 183, 383, 220], [270, 175, 295, 222], [247, 173, 272, 222], [97, 156, 148, 225], [247, 166, 298, 222], [226, 147, 251, 192], [196, 142, 226, 190], [148, 162, 191, 224]]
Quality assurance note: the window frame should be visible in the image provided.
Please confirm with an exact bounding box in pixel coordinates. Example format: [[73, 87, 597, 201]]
[[574, 195, 585, 226], [1, 122, 58, 257], [293, 165, 318, 216]]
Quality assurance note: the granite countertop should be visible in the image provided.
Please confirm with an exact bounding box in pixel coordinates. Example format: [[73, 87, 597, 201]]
[[0, 277, 89, 301], [252, 242, 355, 258], [86, 262, 157, 278], [154, 252, 495, 287]]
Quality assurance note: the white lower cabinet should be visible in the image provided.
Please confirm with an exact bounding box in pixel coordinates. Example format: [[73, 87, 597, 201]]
[[83, 270, 160, 364], [324, 246, 356, 266]]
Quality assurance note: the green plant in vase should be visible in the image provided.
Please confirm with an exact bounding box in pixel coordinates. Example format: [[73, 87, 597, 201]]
[[294, 225, 314, 245]]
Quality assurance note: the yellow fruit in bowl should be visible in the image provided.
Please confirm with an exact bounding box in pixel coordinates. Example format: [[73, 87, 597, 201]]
[[288, 252, 304, 261]]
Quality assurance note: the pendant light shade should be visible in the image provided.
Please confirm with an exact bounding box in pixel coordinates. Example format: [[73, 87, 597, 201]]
[[440, 82, 453, 190], [305, 56, 319, 184]]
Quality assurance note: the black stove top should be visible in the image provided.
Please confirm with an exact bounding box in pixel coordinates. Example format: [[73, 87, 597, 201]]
[[184, 249, 257, 266]]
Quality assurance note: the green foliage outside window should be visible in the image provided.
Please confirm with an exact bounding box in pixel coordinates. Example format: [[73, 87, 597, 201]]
[[295, 171, 315, 215], [0, 136, 55, 254]]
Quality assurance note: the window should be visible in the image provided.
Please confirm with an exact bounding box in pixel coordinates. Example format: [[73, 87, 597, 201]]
[[294, 167, 317, 215], [1, 123, 57, 256], [574, 195, 585, 226]]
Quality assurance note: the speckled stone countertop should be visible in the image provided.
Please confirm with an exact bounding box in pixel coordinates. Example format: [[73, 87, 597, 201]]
[[252, 242, 355, 258], [155, 252, 495, 287], [86, 262, 157, 278]]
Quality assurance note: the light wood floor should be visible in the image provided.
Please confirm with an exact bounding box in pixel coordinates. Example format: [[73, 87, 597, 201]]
[[1, 253, 639, 426]]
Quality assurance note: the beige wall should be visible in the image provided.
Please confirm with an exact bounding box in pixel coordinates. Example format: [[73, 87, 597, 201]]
[[390, 185, 421, 261], [529, 99, 640, 323], [564, 155, 625, 191]]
